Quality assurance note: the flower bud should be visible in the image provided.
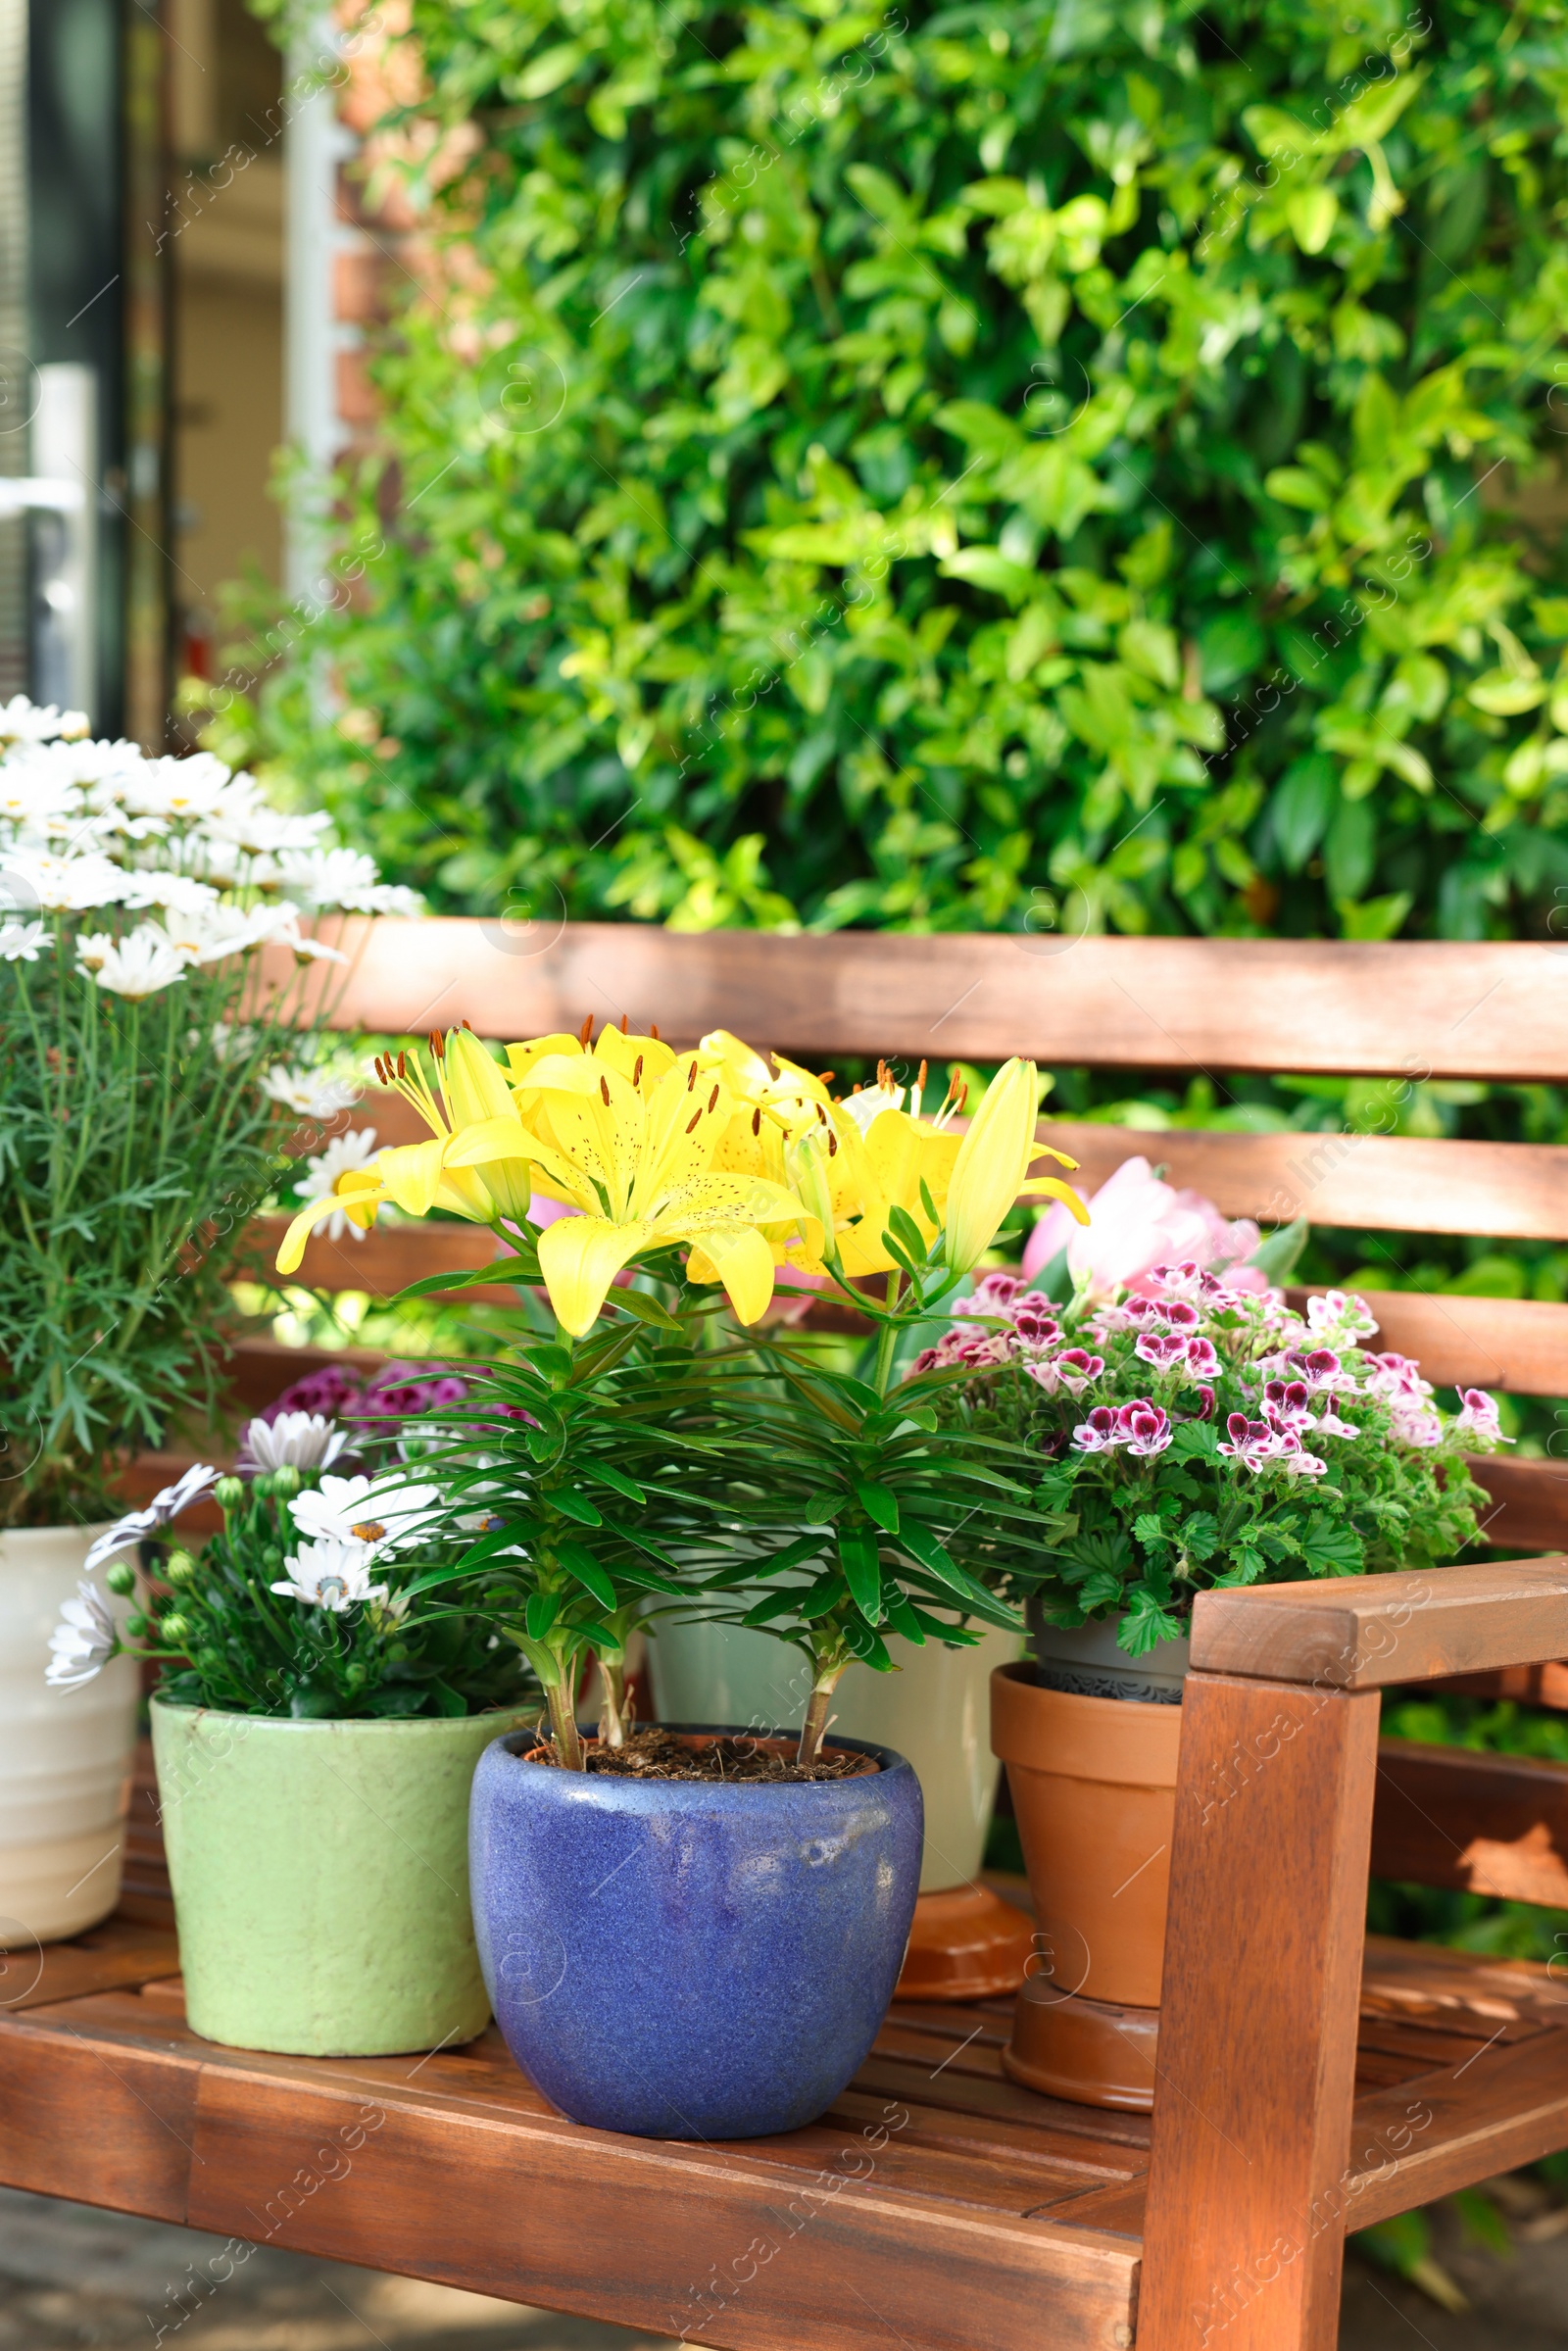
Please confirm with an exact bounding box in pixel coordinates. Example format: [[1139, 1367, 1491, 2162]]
[[105, 1559, 137, 1597], [165, 1549, 198, 1586], [159, 1613, 192, 1646], [123, 1611, 149, 1639], [270, 1464, 302, 1499], [214, 1475, 245, 1509]]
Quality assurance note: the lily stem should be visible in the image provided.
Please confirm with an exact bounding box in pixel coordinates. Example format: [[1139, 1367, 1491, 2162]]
[[796, 1661, 846, 1767], [597, 1654, 630, 1749], [871, 1270, 905, 1399], [544, 1675, 585, 1771]]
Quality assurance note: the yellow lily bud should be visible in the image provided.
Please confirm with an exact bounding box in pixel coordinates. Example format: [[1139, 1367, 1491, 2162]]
[[787, 1130, 840, 1264], [944, 1058, 1087, 1274], [443, 1029, 518, 1126]]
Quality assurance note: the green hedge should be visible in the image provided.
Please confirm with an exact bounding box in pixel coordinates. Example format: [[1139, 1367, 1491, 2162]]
[[234, 0, 1568, 941]]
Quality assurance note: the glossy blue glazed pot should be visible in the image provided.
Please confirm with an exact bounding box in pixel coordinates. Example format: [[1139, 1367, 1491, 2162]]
[[469, 1727, 923, 2139]]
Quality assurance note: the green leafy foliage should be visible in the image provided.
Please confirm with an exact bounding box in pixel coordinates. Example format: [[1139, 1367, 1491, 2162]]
[[234, 0, 1568, 943], [0, 939, 291, 1525], [689, 1337, 1072, 1694], [118, 1468, 530, 1720]]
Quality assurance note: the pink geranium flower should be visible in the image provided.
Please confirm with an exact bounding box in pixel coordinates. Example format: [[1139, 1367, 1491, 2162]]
[[1071, 1404, 1124, 1452], [952, 1270, 1025, 1320], [1116, 1399, 1172, 1457], [1134, 1331, 1189, 1372], [1028, 1347, 1104, 1398], [1455, 1388, 1510, 1447]]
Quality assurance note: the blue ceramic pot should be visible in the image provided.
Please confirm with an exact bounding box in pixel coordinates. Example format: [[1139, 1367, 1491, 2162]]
[[469, 1727, 923, 2139]]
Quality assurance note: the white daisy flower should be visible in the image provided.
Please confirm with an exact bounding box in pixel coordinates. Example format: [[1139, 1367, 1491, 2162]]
[[46, 1581, 120, 1689], [119, 870, 222, 915], [0, 767, 79, 828], [295, 1128, 380, 1239], [0, 918, 50, 961], [275, 846, 421, 915], [119, 753, 233, 821], [239, 1411, 350, 1473], [270, 1537, 388, 1613], [87, 924, 189, 1001], [260, 1063, 363, 1118], [2, 849, 128, 910], [160, 903, 278, 965], [0, 695, 89, 746], [289, 1473, 440, 1551]]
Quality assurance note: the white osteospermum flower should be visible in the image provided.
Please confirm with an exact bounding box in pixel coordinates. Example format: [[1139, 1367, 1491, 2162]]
[[289, 1473, 440, 1551], [296, 1128, 380, 1239], [88, 924, 190, 1001], [0, 696, 89, 745], [84, 1463, 219, 1573], [46, 1581, 120, 1689], [260, 1062, 363, 1118], [270, 1537, 388, 1613], [0, 918, 50, 961], [240, 1411, 350, 1473]]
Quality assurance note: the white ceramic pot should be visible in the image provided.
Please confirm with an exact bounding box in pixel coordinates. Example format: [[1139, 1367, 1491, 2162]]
[[645, 1618, 1021, 1894], [0, 1525, 138, 1944]]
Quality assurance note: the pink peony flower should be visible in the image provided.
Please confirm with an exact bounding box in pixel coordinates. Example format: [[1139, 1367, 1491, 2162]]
[[1028, 1347, 1104, 1398], [1022, 1155, 1264, 1302]]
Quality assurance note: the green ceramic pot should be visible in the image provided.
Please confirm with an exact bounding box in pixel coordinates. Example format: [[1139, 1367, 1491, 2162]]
[[150, 1695, 537, 2056]]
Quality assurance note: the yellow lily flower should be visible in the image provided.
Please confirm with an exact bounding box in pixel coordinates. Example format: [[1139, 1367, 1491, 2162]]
[[448, 1025, 820, 1335], [272, 1033, 512, 1276], [944, 1056, 1087, 1275]]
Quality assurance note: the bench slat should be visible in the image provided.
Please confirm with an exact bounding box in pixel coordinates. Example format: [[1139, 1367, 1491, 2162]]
[[1292, 1287, 1568, 1397], [1046, 1125, 1568, 1243], [1371, 1740, 1568, 1908], [279, 923, 1568, 1081]]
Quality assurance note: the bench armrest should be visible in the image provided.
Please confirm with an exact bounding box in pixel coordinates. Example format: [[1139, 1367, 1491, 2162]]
[[1189, 1558, 1568, 1690]]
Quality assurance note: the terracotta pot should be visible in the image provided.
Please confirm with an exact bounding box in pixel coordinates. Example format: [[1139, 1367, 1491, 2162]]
[[989, 1661, 1183, 2111]]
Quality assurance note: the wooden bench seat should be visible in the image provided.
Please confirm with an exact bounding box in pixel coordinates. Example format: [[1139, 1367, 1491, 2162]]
[[63, 920, 1568, 2349], [7, 1904, 1568, 2351]]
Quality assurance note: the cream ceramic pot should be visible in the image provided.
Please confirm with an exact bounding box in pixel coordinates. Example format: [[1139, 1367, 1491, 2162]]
[[0, 1524, 138, 1944], [645, 1618, 1020, 1893]]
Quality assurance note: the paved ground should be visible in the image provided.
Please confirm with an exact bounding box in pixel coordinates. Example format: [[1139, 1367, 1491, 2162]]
[[0, 2181, 1564, 2349]]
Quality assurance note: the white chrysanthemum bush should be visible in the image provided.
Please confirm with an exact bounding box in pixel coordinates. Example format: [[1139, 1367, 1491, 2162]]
[[0, 698, 418, 1526]]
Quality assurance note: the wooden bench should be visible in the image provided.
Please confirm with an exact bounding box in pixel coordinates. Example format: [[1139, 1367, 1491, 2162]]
[[13, 921, 1568, 2351]]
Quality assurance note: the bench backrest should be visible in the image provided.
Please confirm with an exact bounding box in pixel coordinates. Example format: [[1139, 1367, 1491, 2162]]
[[259, 920, 1568, 1552]]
